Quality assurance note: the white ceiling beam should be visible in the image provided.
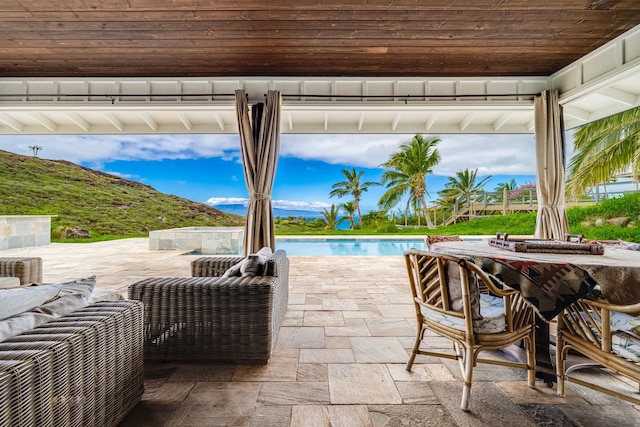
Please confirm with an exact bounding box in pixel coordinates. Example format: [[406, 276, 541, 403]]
[[103, 112, 124, 131], [493, 112, 513, 132], [563, 105, 591, 123], [324, 111, 329, 131], [29, 112, 57, 132], [288, 112, 293, 131], [460, 112, 476, 131], [213, 112, 225, 131], [599, 87, 638, 106], [177, 112, 192, 131], [425, 113, 439, 131], [139, 112, 158, 131], [64, 112, 90, 131], [526, 118, 535, 133], [391, 113, 402, 131], [357, 112, 365, 131], [0, 113, 25, 132]]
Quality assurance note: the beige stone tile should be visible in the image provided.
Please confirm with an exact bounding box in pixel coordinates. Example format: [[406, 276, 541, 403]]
[[325, 336, 351, 348], [149, 381, 195, 404], [496, 381, 586, 405], [351, 337, 408, 363], [424, 363, 457, 381], [376, 304, 416, 318], [325, 326, 371, 337], [386, 363, 433, 382], [328, 363, 402, 404], [302, 310, 344, 327], [344, 317, 367, 327], [365, 317, 415, 337], [258, 382, 330, 405], [297, 363, 328, 382], [277, 326, 325, 348], [290, 405, 371, 427], [233, 356, 298, 382], [299, 348, 355, 364], [323, 298, 360, 310], [396, 381, 440, 404]]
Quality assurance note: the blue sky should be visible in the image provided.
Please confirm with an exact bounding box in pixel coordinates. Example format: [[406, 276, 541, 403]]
[[0, 133, 539, 213]]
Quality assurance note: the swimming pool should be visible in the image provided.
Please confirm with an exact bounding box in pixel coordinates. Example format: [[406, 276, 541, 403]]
[[275, 238, 427, 256]]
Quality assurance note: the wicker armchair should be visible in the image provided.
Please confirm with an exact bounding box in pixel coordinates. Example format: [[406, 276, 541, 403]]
[[128, 250, 289, 364], [405, 249, 536, 411], [556, 295, 640, 404]]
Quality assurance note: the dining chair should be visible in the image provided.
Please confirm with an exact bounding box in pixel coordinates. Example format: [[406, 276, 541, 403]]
[[404, 249, 536, 411], [556, 295, 640, 404]]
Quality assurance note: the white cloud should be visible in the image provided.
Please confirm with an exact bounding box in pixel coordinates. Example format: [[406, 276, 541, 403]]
[[0, 134, 240, 164], [207, 197, 248, 206], [280, 133, 536, 176], [1, 132, 539, 177], [207, 197, 329, 212]]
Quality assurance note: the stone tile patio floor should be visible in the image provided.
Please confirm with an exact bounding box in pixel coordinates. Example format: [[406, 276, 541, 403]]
[[3, 238, 640, 426]]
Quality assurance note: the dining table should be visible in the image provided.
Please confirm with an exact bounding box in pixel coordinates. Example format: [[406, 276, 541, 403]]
[[429, 239, 640, 385]]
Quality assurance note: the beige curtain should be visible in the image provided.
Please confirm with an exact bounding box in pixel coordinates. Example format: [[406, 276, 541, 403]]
[[235, 89, 281, 255], [534, 89, 570, 239]]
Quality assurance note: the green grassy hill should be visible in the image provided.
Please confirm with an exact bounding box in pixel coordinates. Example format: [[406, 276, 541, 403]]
[[0, 150, 244, 239]]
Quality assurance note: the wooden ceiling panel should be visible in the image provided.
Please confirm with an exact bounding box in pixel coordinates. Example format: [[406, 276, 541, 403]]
[[0, 1, 639, 78]]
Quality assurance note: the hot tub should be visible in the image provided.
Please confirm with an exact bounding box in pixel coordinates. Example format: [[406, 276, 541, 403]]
[[149, 226, 244, 255]]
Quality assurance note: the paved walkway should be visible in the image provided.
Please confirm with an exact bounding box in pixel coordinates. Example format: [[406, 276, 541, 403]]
[[2, 239, 639, 426]]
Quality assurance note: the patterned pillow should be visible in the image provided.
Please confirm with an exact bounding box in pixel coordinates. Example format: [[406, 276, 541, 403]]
[[444, 261, 482, 320]]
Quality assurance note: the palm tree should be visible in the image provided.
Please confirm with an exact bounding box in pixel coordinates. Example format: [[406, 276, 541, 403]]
[[340, 201, 357, 230], [378, 134, 441, 229], [330, 168, 380, 227], [566, 107, 640, 199], [437, 168, 491, 209], [320, 204, 347, 230], [492, 178, 518, 202]]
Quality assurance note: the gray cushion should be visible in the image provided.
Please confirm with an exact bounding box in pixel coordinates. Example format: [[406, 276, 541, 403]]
[[221, 247, 274, 278], [0, 276, 96, 342], [0, 276, 96, 321]]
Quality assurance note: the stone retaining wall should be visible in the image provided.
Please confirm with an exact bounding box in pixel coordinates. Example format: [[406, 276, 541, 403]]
[[0, 215, 52, 250]]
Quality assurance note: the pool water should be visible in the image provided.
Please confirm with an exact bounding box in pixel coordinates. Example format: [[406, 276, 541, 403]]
[[275, 238, 427, 256]]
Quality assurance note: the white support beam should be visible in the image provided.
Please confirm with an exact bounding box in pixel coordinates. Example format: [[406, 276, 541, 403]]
[[357, 112, 365, 131], [139, 112, 158, 131], [29, 113, 57, 132], [324, 111, 329, 131], [104, 112, 124, 131], [65, 112, 90, 132], [391, 113, 402, 131], [460, 112, 476, 131], [563, 105, 591, 123], [0, 113, 25, 132], [493, 112, 513, 132], [599, 87, 638, 107], [213, 112, 225, 131], [178, 112, 192, 131], [425, 113, 439, 131], [526, 118, 535, 133], [288, 111, 293, 131]]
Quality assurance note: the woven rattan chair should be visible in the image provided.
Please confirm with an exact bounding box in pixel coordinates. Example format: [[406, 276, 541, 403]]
[[556, 296, 640, 404], [405, 249, 536, 411], [129, 249, 289, 364]]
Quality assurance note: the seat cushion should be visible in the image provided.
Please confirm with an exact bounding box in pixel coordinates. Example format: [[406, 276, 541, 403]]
[[421, 294, 506, 334], [221, 247, 274, 278], [610, 311, 640, 363]]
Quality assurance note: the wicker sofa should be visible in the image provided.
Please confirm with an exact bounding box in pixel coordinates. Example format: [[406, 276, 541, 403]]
[[0, 280, 144, 427], [128, 249, 289, 364]]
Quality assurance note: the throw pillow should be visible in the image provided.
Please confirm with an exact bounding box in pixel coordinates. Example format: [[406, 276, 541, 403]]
[[221, 247, 274, 278], [0, 276, 96, 321]]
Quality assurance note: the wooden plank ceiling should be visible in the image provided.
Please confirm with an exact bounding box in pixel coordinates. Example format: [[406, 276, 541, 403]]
[[1, 0, 640, 78]]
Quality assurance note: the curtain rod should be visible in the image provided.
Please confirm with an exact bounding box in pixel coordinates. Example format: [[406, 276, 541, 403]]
[[0, 92, 538, 104]]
